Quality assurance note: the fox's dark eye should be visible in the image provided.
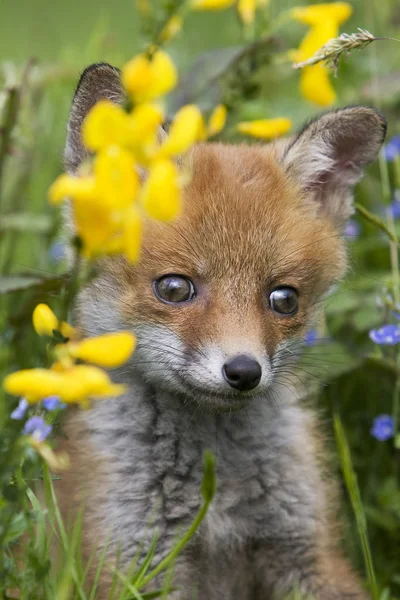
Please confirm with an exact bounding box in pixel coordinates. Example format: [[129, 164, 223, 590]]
[[154, 275, 196, 304], [269, 287, 298, 316]]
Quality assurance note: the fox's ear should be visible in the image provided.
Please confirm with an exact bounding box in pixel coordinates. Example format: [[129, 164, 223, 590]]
[[280, 107, 386, 226], [64, 63, 124, 173]]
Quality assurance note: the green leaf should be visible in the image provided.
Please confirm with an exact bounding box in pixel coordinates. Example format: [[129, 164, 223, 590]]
[[0, 275, 44, 294], [0, 213, 53, 233], [0, 274, 65, 295]]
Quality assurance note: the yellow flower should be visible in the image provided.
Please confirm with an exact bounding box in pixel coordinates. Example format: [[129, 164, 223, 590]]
[[192, 0, 266, 23], [82, 101, 128, 152], [300, 64, 336, 106], [33, 304, 76, 339], [122, 206, 143, 263], [291, 2, 352, 27], [72, 196, 119, 257], [237, 117, 292, 139], [48, 174, 97, 205], [94, 145, 139, 209], [157, 105, 205, 158], [191, 0, 235, 9], [292, 2, 352, 106], [125, 103, 164, 162], [142, 160, 181, 221], [122, 50, 178, 103], [208, 105, 227, 137], [4, 369, 64, 403], [160, 15, 183, 42], [30, 438, 71, 471], [59, 365, 126, 405], [68, 332, 136, 368], [237, 0, 256, 25], [295, 20, 339, 62]]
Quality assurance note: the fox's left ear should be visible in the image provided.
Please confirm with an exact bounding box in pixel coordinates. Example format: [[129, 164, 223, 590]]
[[64, 63, 124, 173], [280, 107, 387, 226]]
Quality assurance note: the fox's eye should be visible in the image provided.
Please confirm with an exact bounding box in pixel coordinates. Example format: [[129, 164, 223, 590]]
[[154, 275, 196, 304], [269, 287, 298, 316]]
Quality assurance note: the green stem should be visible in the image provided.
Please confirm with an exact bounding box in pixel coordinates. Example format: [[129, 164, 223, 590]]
[[334, 415, 379, 600], [354, 202, 399, 245], [61, 244, 82, 323], [139, 498, 210, 589], [0, 86, 20, 213]]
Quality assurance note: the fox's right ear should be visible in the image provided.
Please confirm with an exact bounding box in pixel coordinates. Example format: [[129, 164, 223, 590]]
[[64, 63, 124, 173], [278, 106, 386, 227]]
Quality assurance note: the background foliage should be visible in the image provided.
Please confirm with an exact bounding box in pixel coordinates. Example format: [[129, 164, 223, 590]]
[[1, 0, 400, 598]]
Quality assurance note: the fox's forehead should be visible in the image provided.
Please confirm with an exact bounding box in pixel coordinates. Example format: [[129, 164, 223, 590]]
[[138, 142, 345, 291]]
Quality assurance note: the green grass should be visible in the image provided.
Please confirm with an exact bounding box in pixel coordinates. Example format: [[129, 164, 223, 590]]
[[1, 0, 400, 597]]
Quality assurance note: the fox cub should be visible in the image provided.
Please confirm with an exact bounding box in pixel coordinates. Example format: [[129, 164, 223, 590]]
[[57, 63, 386, 599]]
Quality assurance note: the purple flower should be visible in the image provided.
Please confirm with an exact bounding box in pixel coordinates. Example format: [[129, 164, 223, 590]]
[[369, 324, 400, 345], [371, 414, 394, 441], [384, 136, 400, 161], [11, 398, 29, 420], [42, 395, 65, 411], [344, 220, 360, 239], [304, 329, 319, 345], [23, 416, 52, 442]]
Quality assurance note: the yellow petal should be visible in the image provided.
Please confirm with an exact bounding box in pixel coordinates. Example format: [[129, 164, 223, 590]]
[[238, 0, 256, 24], [82, 100, 128, 152], [125, 103, 164, 161], [32, 304, 76, 339], [208, 104, 227, 137], [236, 117, 292, 139], [142, 160, 181, 221], [95, 145, 139, 209], [68, 332, 136, 368], [291, 2, 352, 26], [123, 206, 143, 263], [4, 369, 64, 403], [191, 0, 235, 9], [72, 197, 118, 256], [159, 15, 183, 42], [59, 365, 126, 404], [300, 65, 336, 106], [157, 105, 204, 158], [297, 21, 339, 61], [122, 50, 178, 103], [32, 303, 58, 336], [48, 174, 97, 205]]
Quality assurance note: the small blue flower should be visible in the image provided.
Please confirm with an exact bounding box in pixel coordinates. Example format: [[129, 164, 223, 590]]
[[23, 416, 52, 442], [389, 200, 400, 219], [42, 395, 65, 411], [369, 324, 400, 345], [304, 329, 319, 345], [49, 241, 66, 263], [11, 398, 29, 420], [371, 414, 394, 441], [384, 136, 400, 161], [344, 220, 360, 239]]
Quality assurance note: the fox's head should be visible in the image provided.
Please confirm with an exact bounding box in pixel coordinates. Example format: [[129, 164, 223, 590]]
[[65, 63, 386, 411]]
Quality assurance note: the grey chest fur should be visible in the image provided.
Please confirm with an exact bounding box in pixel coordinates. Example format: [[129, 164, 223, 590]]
[[80, 380, 323, 598]]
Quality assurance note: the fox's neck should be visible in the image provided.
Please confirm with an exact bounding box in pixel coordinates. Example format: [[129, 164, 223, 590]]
[[87, 371, 302, 480]]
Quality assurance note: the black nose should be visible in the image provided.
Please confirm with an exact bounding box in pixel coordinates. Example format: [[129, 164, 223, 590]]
[[222, 355, 262, 391]]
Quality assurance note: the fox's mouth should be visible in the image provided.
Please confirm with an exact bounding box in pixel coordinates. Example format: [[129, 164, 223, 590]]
[[175, 375, 262, 411]]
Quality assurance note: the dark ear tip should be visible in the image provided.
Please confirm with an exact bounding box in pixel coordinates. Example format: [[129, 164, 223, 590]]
[[340, 105, 387, 142], [74, 62, 121, 98]]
